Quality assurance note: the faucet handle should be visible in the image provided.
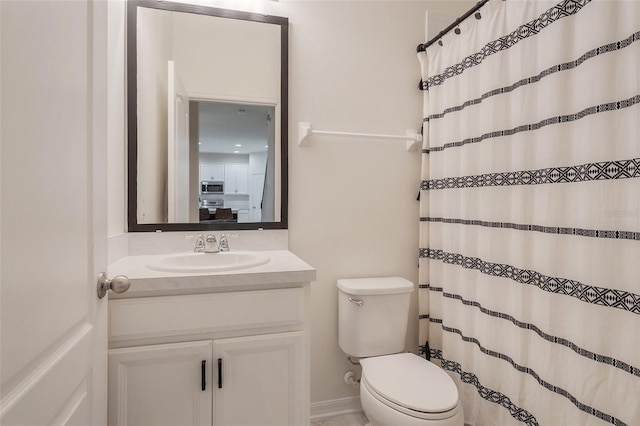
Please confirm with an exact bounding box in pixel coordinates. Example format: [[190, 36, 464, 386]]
[[218, 234, 238, 252], [186, 234, 205, 252]]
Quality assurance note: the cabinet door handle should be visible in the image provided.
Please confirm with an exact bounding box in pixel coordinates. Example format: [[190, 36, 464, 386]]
[[201, 360, 206, 391], [217, 358, 223, 389]]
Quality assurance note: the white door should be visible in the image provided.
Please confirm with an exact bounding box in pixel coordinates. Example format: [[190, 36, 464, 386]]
[[1, 1, 109, 424], [167, 60, 190, 223], [213, 332, 306, 426], [108, 341, 213, 426], [250, 174, 265, 222]]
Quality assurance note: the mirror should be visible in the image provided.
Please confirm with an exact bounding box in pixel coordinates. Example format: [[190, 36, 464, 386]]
[[127, 0, 288, 231]]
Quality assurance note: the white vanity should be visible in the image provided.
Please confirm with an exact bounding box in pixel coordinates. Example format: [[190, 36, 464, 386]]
[[107, 250, 315, 426]]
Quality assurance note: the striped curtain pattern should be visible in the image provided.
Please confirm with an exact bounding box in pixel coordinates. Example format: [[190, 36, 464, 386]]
[[417, 1, 639, 425]]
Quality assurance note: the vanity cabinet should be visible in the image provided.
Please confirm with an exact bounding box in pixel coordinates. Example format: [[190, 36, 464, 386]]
[[107, 285, 310, 426]]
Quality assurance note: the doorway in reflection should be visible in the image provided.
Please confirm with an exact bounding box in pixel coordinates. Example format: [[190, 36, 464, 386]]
[[191, 101, 276, 224]]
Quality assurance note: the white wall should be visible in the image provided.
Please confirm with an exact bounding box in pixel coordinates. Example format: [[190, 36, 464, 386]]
[[287, 1, 422, 405], [137, 7, 174, 223], [249, 151, 267, 175], [284, 0, 473, 405], [108, 0, 475, 407], [200, 153, 249, 165]]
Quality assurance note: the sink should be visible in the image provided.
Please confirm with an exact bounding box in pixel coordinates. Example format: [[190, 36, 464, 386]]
[[146, 251, 270, 273]]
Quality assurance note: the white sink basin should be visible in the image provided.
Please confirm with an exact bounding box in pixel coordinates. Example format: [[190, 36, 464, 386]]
[[146, 251, 270, 273]]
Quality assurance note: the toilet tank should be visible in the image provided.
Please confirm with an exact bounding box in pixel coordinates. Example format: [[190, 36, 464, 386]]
[[337, 277, 414, 358]]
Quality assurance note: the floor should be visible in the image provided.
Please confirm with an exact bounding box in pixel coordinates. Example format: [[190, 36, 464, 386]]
[[311, 412, 369, 426]]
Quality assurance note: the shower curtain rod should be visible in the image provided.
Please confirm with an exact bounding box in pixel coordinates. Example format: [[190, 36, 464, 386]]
[[417, 0, 490, 52]]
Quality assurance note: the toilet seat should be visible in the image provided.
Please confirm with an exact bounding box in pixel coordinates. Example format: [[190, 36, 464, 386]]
[[360, 353, 460, 421]]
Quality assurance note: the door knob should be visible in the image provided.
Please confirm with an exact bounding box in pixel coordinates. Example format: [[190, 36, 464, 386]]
[[97, 272, 130, 299]]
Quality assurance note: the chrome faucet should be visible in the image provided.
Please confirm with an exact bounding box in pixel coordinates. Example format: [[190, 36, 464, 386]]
[[204, 235, 219, 253], [189, 233, 236, 253], [193, 234, 205, 253]]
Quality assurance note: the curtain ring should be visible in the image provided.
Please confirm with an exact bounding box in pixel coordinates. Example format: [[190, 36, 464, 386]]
[[438, 40, 443, 46], [454, 28, 461, 35], [475, 12, 481, 19]]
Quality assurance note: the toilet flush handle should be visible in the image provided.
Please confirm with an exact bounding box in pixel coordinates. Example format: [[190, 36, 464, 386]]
[[348, 297, 364, 307]]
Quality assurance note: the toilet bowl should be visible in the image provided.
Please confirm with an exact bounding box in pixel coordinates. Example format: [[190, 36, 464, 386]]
[[337, 277, 463, 426], [359, 353, 463, 426]]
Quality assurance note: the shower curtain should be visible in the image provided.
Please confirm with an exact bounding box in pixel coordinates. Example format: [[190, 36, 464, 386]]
[[417, 1, 639, 425]]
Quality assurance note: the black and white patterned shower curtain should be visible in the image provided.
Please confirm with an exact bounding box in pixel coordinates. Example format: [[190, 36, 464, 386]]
[[417, 1, 639, 424]]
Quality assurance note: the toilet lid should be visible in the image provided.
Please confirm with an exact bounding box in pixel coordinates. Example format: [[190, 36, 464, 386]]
[[360, 353, 459, 413]]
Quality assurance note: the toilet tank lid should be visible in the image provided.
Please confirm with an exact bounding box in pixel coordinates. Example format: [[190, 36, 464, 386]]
[[337, 277, 414, 295]]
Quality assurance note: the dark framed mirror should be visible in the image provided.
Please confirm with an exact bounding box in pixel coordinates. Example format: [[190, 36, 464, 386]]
[[127, 0, 288, 232]]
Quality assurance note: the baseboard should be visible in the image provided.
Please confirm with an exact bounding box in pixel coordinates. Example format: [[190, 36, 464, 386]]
[[310, 396, 363, 421]]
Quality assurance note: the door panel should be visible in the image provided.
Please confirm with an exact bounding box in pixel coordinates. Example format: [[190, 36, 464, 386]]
[[1, 328, 92, 424], [0, 0, 108, 424], [214, 332, 305, 426], [108, 341, 213, 426]]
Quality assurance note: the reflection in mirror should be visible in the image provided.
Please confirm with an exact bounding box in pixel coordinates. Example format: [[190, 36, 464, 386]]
[[127, 0, 288, 231], [194, 101, 277, 224]]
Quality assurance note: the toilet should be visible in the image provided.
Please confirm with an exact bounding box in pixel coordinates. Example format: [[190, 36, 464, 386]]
[[337, 277, 463, 426]]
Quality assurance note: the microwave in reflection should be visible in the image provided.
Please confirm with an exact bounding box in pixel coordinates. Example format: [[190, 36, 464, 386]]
[[201, 181, 224, 194]]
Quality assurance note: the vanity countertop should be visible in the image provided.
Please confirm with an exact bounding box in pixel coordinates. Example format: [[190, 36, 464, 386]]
[[108, 250, 316, 298]]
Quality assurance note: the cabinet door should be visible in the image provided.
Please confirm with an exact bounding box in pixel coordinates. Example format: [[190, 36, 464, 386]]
[[234, 165, 248, 193], [214, 332, 305, 426], [108, 341, 212, 426], [237, 209, 250, 223], [224, 164, 248, 193], [200, 163, 224, 181]]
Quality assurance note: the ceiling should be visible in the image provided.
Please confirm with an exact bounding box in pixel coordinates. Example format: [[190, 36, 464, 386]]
[[197, 101, 274, 154]]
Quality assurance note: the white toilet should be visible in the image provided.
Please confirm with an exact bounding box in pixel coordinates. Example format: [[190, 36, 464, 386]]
[[337, 277, 463, 426]]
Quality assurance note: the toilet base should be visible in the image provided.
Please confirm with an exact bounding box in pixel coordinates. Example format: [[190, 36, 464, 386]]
[[360, 379, 464, 426]]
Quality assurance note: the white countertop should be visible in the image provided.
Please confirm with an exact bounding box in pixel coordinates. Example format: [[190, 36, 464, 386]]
[[108, 250, 316, 298]]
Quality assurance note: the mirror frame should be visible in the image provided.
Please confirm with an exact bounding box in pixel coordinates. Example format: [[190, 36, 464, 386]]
[[127, 0, 288, 232]]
